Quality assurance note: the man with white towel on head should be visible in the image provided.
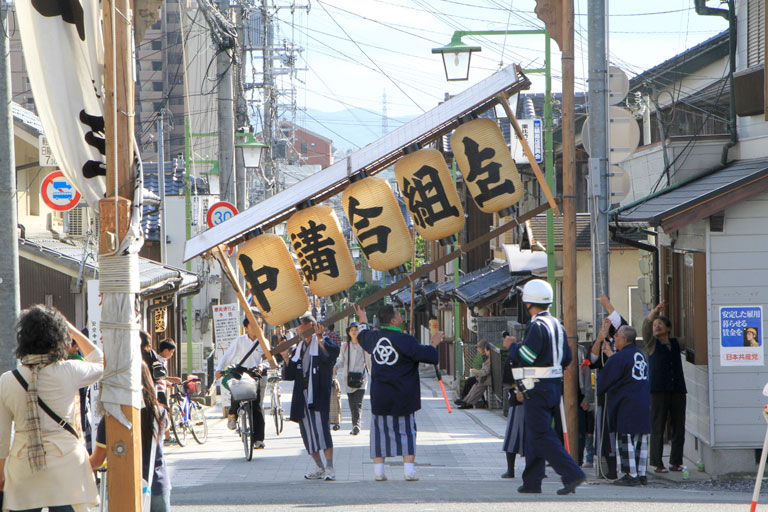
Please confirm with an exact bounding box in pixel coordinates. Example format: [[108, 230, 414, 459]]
[[281, 314, 340, 481], [356, 304, 442, 482]]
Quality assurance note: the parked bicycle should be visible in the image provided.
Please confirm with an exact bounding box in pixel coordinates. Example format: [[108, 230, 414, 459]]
[[168, 375, 209, 446], [264, 367, 284, 436], [223, 365, 262, 461]]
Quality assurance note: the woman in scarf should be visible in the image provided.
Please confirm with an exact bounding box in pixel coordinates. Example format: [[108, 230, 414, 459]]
[[0, 305, 103, 512]]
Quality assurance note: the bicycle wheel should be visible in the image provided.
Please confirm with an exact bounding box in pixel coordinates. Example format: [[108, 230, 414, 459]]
[[239, 404, 253, 461], [272, 390, 284, 436], [170, 402, 187, 447], [189, 402, 209, 444]]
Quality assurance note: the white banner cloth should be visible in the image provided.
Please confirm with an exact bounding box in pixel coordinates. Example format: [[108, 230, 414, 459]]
[[15, 0, 107, 207]]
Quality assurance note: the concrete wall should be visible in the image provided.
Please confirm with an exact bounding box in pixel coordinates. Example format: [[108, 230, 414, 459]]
[[572, 248, 641, 340]]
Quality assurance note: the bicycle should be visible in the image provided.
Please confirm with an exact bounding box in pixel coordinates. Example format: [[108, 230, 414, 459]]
[[168, 377, 209, 447], [264, 367, 284, 436], [223, 365, 262, 461]]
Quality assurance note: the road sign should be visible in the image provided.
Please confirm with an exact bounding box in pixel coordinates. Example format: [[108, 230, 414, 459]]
[[38, 135, 57, 167], [41, 170, 81, 211], [511, 119, 543, 164], [206, 201, 238, 228]]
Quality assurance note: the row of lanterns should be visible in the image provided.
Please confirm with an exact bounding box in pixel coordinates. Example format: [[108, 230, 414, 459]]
[[236, 116, 524, 327]]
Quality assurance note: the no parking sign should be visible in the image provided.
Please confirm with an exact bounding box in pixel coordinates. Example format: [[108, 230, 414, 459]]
[[41, 170, 81, 211]]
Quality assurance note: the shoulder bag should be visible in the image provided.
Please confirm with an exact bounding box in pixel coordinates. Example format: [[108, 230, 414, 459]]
[[346, 344, 365, 389]]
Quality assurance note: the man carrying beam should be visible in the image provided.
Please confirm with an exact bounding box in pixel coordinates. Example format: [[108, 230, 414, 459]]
[[355, 304, 442, 482], [281, 315, 340, 481]]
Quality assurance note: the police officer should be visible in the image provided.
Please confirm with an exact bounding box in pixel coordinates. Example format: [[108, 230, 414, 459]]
[[504, 279, 586, 495]]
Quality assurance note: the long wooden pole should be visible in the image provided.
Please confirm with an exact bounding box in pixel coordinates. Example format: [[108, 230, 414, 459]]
[[210, 245, 276, 368], [103, 0, 141, 509], [561, 0, 580, 462], [495, 92, 561, 216]]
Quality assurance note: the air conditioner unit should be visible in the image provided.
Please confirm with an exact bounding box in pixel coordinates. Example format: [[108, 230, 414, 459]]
[[65, 206, 89, 237]]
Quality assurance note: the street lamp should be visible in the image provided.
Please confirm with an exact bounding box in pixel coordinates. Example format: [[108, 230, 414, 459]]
[[431, 33, 481, 81], [432, 29, 556, 313], [235, 132, 269, 168]]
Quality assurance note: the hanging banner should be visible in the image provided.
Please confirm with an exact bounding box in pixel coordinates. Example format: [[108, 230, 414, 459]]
[[16, 1, 107, 208], [720, 306, 764, 367]]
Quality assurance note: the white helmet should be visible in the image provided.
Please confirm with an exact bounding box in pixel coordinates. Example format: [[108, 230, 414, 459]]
[[521, 279, 553, 305]]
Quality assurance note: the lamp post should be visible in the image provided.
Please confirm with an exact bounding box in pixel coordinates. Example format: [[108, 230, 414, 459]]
[[235, 132, 269, 207], [432, 30, 557, 313]]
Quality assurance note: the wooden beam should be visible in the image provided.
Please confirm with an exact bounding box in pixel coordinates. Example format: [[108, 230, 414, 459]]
[[271, 201, 554, 355], [210, 245, 277, 368], [496, 91, 561, 217]]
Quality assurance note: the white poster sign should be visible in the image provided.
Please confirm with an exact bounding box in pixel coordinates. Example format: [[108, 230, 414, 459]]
[[212, 303, 240, 408], [719, 306, 764, 367], [510, 119, 543, 164]]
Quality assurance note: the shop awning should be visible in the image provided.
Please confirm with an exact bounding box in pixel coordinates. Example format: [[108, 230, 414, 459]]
[[437, 262, 535, 308], [19, 236, 201, 298], [392, 279, 438, 307], [611, 157, 768, 232]]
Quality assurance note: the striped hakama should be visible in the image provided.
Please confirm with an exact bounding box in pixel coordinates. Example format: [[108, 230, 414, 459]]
[[502, 404, 526, 456], [298, 393, 333, 454], [370, 413, 417, 458]]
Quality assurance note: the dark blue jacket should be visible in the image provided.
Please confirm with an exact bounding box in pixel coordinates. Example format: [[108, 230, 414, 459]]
[[358, 325, 439, 416], [507, 312, 572, 372], [596, 344, 650, 435], [283, 334, 340, 422], [648, 338, 687, 394]]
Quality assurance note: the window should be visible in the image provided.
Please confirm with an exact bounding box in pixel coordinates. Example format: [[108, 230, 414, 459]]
[[748, 0, 765, 69], [152, 61, 162, 71], [152, 81, 164, 92], [300, 141, 308, 154], [151, 40, 161, 51]]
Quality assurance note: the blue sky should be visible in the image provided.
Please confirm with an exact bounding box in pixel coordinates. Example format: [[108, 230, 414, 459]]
[[269, 0, 728, 125]]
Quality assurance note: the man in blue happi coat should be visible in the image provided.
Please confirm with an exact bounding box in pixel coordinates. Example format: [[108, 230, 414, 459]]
[[505, 279, 586, 495], [596, 325, 651, 486], [355, 304, 442, 482], [281, 314, 340, 481]]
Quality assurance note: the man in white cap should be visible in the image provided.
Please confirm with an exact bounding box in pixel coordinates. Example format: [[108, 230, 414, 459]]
[[504, 279, 586, 495]]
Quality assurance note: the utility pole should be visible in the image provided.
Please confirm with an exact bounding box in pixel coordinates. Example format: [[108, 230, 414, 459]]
[[261, 0, 276, 197], [102, 0, 142, 508], [588, 0, 610, 335], [235, 5, 249, 212], [218, 0, 237, 307], [560, 0, 579, 462], [0, 0, 20, 373], [157, 112, 167, 264]]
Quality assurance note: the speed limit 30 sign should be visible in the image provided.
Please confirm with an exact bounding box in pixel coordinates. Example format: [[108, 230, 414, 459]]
[[206, 201, 238, 228]]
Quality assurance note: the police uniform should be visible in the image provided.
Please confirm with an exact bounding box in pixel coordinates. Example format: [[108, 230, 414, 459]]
[[507, 311, 585, 492], [283, 334, 340, 454], [358, 325, 438, 458], [596, 343, 650, 479]]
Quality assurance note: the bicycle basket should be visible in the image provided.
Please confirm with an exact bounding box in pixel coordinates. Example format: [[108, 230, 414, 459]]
[[228, 373, 260, 401], [184, 375, 201, 395]]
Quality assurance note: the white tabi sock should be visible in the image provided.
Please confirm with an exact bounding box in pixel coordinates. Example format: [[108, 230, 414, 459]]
[[374, 463, 385, 475], [404, 462, 415, 475]]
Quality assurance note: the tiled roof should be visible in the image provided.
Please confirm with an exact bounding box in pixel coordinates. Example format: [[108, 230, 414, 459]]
[[19, 235, 200, 295], [142, 162, 210, 242]]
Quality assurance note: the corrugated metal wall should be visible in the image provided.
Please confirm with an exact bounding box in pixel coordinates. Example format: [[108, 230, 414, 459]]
[[19, 257, 78, 321]]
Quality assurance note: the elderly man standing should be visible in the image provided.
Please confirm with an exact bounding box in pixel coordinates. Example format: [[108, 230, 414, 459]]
[[356, 304, 442, 482], [596, 325, 651, 486], [281, 314, 340, 481]]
